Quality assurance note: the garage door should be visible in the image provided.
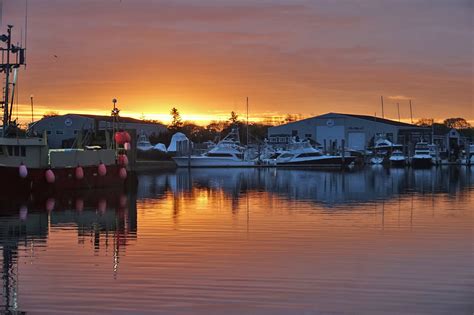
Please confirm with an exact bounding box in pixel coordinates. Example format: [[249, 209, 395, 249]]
[[348, 132, 366, 151]]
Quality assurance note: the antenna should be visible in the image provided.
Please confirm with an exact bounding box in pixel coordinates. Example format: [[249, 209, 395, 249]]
[[409, 99, 413, 123], [397, 102, 400, 122], [380, 96, 385, 119], [30, 94, 34, 123], [24, 0, 28, 66], [0, 0, 3, 26], [246, 96, 249, 145]]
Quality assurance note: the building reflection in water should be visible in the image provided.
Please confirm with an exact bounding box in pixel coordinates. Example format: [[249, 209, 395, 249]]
[[137, 167, 473, 209], [0, 189, 137, 314]]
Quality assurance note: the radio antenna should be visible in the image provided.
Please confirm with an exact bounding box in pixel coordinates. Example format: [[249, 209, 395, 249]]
[[24, 0, 28, 65]]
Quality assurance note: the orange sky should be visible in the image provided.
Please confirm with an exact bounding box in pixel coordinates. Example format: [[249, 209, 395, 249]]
[[2, 0, 472, 125]]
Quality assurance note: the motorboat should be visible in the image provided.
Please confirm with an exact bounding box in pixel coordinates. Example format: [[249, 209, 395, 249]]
[[389, 150, 407, 167], [369, 154, 385, 165], [136, 134, 154, 151], [173, 128, 254, 167], [428, 144, 440, 165], [461, 144, 474, 166], [263, 139, 356, 168], [411, 141, 432, 168]]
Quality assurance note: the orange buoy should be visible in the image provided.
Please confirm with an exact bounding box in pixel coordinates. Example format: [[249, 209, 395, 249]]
[[45, 169, 55, 184], [98, 163, 107, 176], [119, 167, 127, 179], [19, 163, 28, 178], [75, 166, 84, 180]]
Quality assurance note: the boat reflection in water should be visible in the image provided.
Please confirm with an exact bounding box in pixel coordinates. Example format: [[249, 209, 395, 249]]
[[138, 167, 473, 207], [1, 167, 473, 314], [0, 189, 137, 314]]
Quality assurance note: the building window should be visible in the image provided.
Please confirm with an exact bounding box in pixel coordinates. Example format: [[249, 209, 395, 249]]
[[7, 146, 13, 156], [47, 130, 52, 135], [305, 134, 312, 138], [14, 146, 20, 156], [291, 130, 298, 136], [56, 130, 64, 135], [21, 146, 26, 157]]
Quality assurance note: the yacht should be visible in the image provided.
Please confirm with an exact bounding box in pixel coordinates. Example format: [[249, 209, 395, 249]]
[[263, 139, 356, 168], [411, 141, 432, 168], [389, 150, 407, 167], [136, 134, 154, 151], [461, 144, 474, 166], [173, 129, 254, 167]]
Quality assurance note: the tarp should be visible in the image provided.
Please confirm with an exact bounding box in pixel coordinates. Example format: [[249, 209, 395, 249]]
[[167, 132, 189, 152]]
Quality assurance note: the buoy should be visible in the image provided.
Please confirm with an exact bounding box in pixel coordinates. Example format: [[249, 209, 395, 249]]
[[45, 169, 55, 184], [119, 167, 127, 179], [98, 163, 107, 176], [114, 132, 125, 145], [98, 198, 107, 213], [19, 205, 28, 221], [46, 198, 55, 212], [118, 154, 129, 166], [124, 142, 131, 151], [19, 163, 28, 178], [119, 194, 127, 208], [75, 198, 84, 212], [75, 166, 84, 180], [123, 131, 131, 143]]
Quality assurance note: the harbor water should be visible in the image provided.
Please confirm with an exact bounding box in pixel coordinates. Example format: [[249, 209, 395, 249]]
[[1, 167, 473, 314]]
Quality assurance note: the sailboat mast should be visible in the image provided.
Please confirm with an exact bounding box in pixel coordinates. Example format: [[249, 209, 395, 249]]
[[3, 25, 12, 133]]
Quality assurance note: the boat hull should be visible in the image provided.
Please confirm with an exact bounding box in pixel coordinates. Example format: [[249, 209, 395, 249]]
[[276, 156, 356, 168], [173, 157, 255, 168], [0, 164, 127, 193], [389, 159, 406, 167]]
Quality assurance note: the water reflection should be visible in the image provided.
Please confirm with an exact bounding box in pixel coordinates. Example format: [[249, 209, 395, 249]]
[[0, 190, 137, 314], [138, 167, 473, 206], [0, 167, 472, 314]]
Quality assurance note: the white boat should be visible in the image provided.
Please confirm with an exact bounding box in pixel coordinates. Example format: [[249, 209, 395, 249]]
[[389, 150, 407, 167], [136, 134, 154, 151], [411, 141, 432, 168], [461, 144, 474, 166], [370, 155, 385, 165], [263, 139, 356, 167], [173, 129, 254, 167], [428, 144, 440, 165]]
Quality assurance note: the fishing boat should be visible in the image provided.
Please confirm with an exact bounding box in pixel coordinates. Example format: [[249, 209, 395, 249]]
[[173, 128, 254, 167], [389, 150, 407, 167], [263, 139, 356, 168], [461, 144, 474, 166], [136, 133, 154, 151], [0, 25, 130, 193], [411, 141, 432, 168]]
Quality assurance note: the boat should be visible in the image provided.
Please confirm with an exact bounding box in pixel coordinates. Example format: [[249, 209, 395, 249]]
[[428, 143, 440, 165], [411, 141, 432, 168], [263, 139, 356, 168], [173, 128, 255, 167], [369, 154, 385, 165], [136, 133, 154, 151], [368, 136, 401, 165], [389, 150, 407, 167], [461, 144, 474, 166], [0, 25, 129, 193]]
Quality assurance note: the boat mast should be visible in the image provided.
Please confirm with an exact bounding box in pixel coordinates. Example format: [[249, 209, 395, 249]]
[[0, 25, 26, 134], [246, 96, 249, 145]]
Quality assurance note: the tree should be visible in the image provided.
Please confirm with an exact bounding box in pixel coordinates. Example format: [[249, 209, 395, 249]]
[[228, 111, 239, 125], [43, 111, 59, 118], [169, 107, 183, 130], [415, 118, 434, 127], [443, 117, 471, 129]]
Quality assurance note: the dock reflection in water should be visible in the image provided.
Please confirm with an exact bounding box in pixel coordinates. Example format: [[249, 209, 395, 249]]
[[1, 167, 473, 314]]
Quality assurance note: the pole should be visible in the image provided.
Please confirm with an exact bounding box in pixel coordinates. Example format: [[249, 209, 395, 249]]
[[397, 102, 400, 122], [380, 96, 384, 119], [409, 99, 413, 123], [246, 96, 249, 146], [30, 95, 34, 123], [3, 25, 12, 133]]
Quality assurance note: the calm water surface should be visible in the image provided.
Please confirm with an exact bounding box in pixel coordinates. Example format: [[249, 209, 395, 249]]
[[1, 167, 473, 314]]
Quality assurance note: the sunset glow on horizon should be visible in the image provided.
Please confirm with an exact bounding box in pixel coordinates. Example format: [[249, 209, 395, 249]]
[[2, 0, 472, 125]]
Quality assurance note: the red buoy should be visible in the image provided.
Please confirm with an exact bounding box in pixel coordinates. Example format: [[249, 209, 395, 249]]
[[119, 167, 127, 179], [45, 169, 55, 184], [118, 154, 129, 166], [114, 132, 126, 145], [98, 163, 107, 176], [75, 166, 84, 180], [123, 131, 131, 143]]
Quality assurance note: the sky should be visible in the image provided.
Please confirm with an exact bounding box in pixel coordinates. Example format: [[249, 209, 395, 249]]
[[1, 0, 472, 124]]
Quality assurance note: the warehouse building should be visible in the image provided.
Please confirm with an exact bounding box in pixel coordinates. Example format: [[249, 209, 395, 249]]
[[268, 112, 428, 152], [30, 114, 167, 148]]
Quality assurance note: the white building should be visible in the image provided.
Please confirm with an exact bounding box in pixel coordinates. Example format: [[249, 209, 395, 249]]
[[268, 112, 428, 152]]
